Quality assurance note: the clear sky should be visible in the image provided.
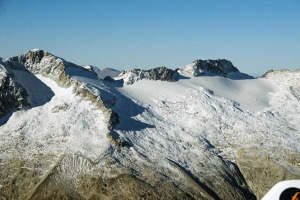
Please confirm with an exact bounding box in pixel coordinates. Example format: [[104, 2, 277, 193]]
[[0, 0, 299, 76]]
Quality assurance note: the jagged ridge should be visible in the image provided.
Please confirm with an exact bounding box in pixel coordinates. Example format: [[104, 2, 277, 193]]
[[1, 49, 119, 129], [116, 67, 178, 85], [115, 59, 253, 85]]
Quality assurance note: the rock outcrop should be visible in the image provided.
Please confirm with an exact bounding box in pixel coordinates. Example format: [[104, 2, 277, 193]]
[[116, 67, 178, 85], [181, 59, 239, 77], [0, 62, 29, 118]]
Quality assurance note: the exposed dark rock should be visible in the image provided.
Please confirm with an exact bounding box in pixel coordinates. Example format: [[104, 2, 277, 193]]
[[117, 66, 178, 85], [181, 59, 239, 77], [0, 67, 29, 118], [108, 111, 120, 129]]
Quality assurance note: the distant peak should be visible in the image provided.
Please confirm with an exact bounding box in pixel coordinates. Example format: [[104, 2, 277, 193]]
[[181, 59, 240, 77], [26, 49, 49, 54], [102, 67, 120, 71], [95, 67, 121, 79], [116, 66, 177, 85]]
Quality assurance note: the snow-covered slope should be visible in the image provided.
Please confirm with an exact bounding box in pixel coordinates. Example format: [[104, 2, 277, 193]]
[[0, 50, 299, 200], [116, 76, 274, 111], [108, 71, 300, 199], [0, 75, 109, 159]]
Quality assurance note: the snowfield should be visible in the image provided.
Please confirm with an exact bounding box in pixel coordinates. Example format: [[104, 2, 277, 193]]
[[107, 70, 300, 198], [115, 73, 276, 111], [113, 75, 278, 162]]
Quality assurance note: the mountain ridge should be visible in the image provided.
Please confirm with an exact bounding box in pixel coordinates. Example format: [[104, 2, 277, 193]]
[[0, 49, 299, 199]]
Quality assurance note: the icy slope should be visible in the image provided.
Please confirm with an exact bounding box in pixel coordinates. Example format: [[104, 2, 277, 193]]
[[0, 50, 117, 159], [0, 75, 109, 160], [108, 70, 299, 199]]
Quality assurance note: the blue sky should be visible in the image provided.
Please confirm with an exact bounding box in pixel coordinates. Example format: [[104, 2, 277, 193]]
[[0, 0, 299, 76]]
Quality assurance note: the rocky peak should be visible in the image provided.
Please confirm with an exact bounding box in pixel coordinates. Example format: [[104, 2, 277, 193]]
[[20, 49, 50, 64], [4, 49, 67, 86], [181, 59, 239, 77], [117, 66, 178, 85], [1, 49, 119, 128]]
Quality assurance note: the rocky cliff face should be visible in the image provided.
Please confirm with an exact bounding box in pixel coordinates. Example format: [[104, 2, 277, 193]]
[[116, 67, 178, 85], [0, 62, 29, 118]]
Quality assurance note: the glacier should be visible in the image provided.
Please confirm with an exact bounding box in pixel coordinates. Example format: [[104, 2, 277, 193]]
[[0, 49, 299, 199]]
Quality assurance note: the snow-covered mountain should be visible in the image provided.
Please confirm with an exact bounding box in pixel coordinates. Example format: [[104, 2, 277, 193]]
[[0, 50, 299, 200], [115, 59, 253, 85], [180, 59, 253, 80]]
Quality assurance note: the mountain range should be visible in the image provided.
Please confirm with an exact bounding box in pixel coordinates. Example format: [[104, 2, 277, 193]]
[[0, 49, 299, 199]]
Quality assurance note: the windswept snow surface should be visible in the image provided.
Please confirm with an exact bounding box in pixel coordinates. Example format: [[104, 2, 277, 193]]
[[110, 74, 300, 179], [116, 76, 276, 111], [0, 75, 110, 161]]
